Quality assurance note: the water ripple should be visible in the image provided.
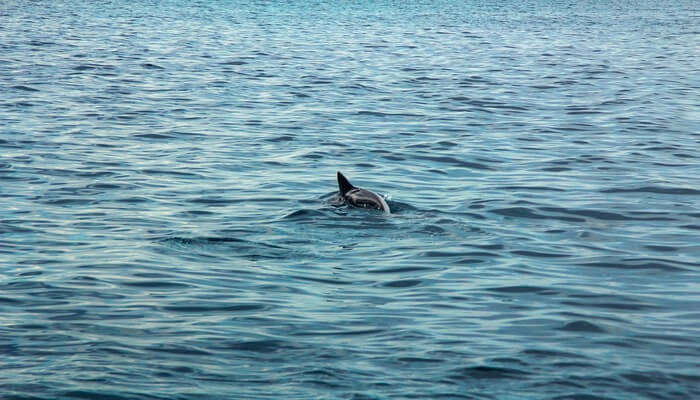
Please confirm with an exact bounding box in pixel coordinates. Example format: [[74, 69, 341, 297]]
[[1, 0, 698, 399]]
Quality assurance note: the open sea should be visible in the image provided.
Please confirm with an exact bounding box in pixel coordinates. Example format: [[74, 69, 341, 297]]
[[1, 1, 699, 399]]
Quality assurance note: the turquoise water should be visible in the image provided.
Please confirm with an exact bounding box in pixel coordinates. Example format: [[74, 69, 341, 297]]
[[1, 0, 699, 399]]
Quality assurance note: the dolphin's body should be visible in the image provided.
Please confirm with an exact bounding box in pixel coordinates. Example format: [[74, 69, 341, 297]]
[[337, 171, 390, 214]]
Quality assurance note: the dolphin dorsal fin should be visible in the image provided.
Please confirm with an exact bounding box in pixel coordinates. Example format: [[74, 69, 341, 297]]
[[337, 171, 355, 195]]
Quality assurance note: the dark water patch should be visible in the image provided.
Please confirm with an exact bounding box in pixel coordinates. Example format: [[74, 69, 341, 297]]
[[559, 320, 606, 333], [216, 339, 300, 353], [186, 197, 231, 205], [162, 302, 266, 313], [449, 365, 530, 380], [511, 250, 570, 258], [673, 152, 696, 159], [133, 133, 174, 140], [539, 207, 629, 221], [265, 135, 294, 142], [367, 266, 434, 274], [75, 170, 119, 178], [381, 279, 422, 288], [282, 209, 328, 220], [492, 207, 585, 222], [141, 63, 164, 70], [486, 286, 554, 294], [491, 207, 541, 218], [141, 168, 203, 178], [174, 209, 216, 217], [421, 250, 472, 258], [72, 63, 114, 71], [293, 370, 349, 389], [549, 395, 616, 400], [563, 300, 655, 312], [489, 357, 528, 366], [622, 371, 679, 385], [413, 155, 493, 170], [354, 162, 376, 168], [114, 196, 150, 204], [540, 166, 572, 172], [469, 243, 504, 251], [292, 275, 355, 286], [455, 258, 486, 265], [8, 101, 35, 108], [3, 280, 55, 291], [498, 186, 566, 192], [356, 110, 424, 118], [452, 251, 500, 258], [221, 59, 249, 65], [59, 391, 143, 400], [0, 296, 24, 305], [577, 260, 689, 272], [27, 40, 55, 47], [521, 349, 588, 359], [84, 182, 125, 190], [550, 362, 597, 370], [601, 186, 700, 195], [11, 85, 40, 92], [121, 280, 191, 289], [382, 154, 405, 161], [145, 344, 212, 356], [644, 245, 678, 252], [296, 328, 385, 337]]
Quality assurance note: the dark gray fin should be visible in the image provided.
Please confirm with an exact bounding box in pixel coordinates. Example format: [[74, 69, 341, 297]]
[[337, 171, 355, 195]]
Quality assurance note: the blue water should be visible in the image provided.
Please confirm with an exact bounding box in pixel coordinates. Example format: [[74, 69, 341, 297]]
[[1, 0, 699, 398]]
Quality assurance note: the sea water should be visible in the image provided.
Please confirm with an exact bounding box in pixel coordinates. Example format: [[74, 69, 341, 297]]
[[1, 0, 699, 399]]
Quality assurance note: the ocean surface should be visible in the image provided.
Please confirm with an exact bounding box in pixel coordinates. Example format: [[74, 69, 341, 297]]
[[1, 1, 699, 399]]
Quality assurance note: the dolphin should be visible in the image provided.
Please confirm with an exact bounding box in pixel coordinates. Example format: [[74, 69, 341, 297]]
[[337, 171, 390, 214]]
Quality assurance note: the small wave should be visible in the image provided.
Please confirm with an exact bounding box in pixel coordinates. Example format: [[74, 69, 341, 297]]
[[145, 344, 212, 356], [511, 250, 570, 258], [419, 154, 494, 170], [486, 286, 554, 294], [141, 63, 164, 70], [559, 320, 606, 333], [492, 207, 585, 222], [162, 302, 266, 313], [381, 279, 422, 288], [601, 186, 700, 195], [60, 391, 139, 400], [281, 209, 328, 220], [121, 280, 191, 289], [540, 207, 629, 221], [11, 85, 39, 92], [449, 365, 531, 380], [133, 133, 174, 140], [577, 260, 689, 272], [160, 236, 292, 262], [355, 110, 423, 118], [216, 339, 301, 353]]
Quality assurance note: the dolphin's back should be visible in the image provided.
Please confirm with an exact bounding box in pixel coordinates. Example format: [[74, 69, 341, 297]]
[[346, 188, 390, 214], [336, 171, 390, 214]]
